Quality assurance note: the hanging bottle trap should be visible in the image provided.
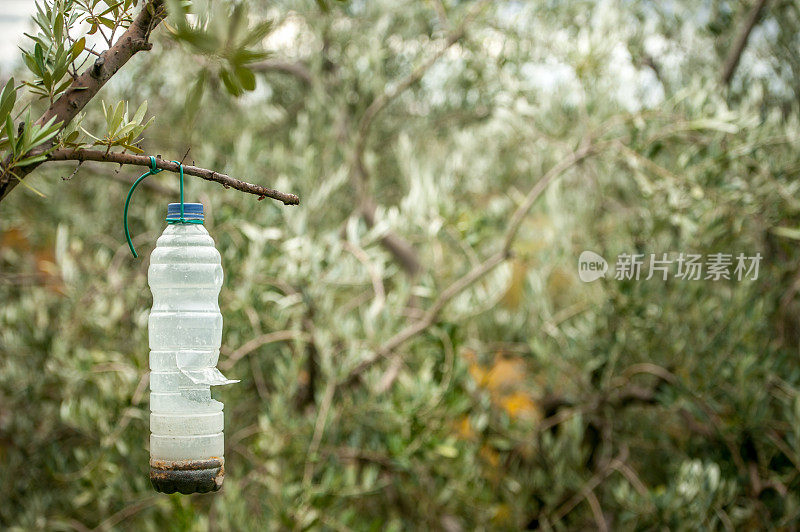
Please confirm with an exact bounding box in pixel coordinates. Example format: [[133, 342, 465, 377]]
[[124, 157, 238, 494]]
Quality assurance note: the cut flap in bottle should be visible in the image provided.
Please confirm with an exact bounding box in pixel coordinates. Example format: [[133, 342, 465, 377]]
[[178, 366, 239, 386], [174, 351, 237, 385]]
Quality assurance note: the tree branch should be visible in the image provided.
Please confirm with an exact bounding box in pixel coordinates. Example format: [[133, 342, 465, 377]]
[[220, 329, 308, 371], [361, 198, 422, 275], [353, 0, 488, 159], [250, 60, 314, 85], [348, 0, 490, 275], [48, 149, 300, 205], [550, 448, 628, 526], [720, 0, 770, 86], [343, 140, 598, 386], [0, 0, 167, 204], [89, 163, 176, 196]]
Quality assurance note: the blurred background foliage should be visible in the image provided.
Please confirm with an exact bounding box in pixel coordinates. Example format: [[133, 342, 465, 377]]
[[2, 0, 800, 529]]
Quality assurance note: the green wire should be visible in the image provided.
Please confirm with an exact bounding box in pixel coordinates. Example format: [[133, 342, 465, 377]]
[[166, 219, 203, 224], [123, 156, 162, 259], [177, 160, 183, 220], [123, 156, 200, 259], [164, 159, 201, 225]]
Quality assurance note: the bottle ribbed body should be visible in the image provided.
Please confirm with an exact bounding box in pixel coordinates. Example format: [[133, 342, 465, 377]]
[[147, 223, 228, 493]]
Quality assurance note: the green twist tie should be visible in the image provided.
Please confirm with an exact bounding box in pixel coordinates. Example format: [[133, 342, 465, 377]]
[[123, 156, 199, 259], [166, 160, 202, 226]]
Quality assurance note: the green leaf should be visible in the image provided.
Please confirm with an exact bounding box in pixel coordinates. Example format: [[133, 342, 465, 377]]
[[226, 3, 246, 45], [219, 68, 243, 96], [54, 12, 64, 43], [131, 101, 147, 126], [139, 116, 154, 133], [22, 51, 41, 76], [243, 19, 273, 47], [34, 42, 45, 71], [22, 81, 49, 99], [30, 116, 62, 147], [41, 69, 52, 91], [235, 66, 256, 92], [771, 227, 800, 241], [684, 119, 739, 134], [80, 127, 102, 142], [6, 168, 46, 197], [5, 115, 16, 155], [120, 143, 144, 154], [177, 29, 221, 54], [54, 78, 74, 97], [71, 37, 86, 62], [23, 33, 46, 50], [231, 48, 270, 65], [15, 154, 48, 167], [185, 70, 207, 117], [165, 0, 190, 29], [0, 77, 17, 124], [99, 16, 116, 30], [64, 131, 80, 144], [97, 1, 125, 18], [115, 121, 138, 138], [110, 101, 125, 134]]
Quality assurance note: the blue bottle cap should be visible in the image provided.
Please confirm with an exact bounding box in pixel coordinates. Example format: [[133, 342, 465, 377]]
[[166, 202, 204, 222]]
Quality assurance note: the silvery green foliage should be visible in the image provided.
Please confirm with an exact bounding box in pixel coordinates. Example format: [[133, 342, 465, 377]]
[[2, 0, 800, 529]]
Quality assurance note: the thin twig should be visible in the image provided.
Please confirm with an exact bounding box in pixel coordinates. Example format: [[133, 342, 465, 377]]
[[221, 330, 308, 371], [551, 448, 628, 524], [92, 496, 158, 531], [343, 239, 386, 316], [585, 489, 609, 532], [179, 146, 191, 165], [303, 378, 337, 485]]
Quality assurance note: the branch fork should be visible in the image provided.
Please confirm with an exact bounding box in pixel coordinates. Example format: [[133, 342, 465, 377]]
[[0, 0, 299, 209]]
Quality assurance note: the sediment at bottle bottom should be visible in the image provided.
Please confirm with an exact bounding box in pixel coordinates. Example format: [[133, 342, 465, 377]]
[[150, 458, 224, 494]]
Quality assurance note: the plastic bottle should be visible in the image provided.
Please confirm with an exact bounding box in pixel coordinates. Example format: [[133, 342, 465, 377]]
[[148, 202, 237, 494]]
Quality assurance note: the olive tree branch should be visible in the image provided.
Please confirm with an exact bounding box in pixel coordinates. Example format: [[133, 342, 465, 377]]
[[48, 149, 300, 205], [249, 60, 314, 85], [344, 140, 599, 386], [0, 0, 167, 204], [720, 0, 770, 86], [0, 0, 301, 208], [353, 0, 489, 160], [349, 0, 491, 275], [549, 448, 629, 526]]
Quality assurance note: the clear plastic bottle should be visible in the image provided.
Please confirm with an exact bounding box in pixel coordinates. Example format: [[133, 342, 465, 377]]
[[148, 202, 237, 494]]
